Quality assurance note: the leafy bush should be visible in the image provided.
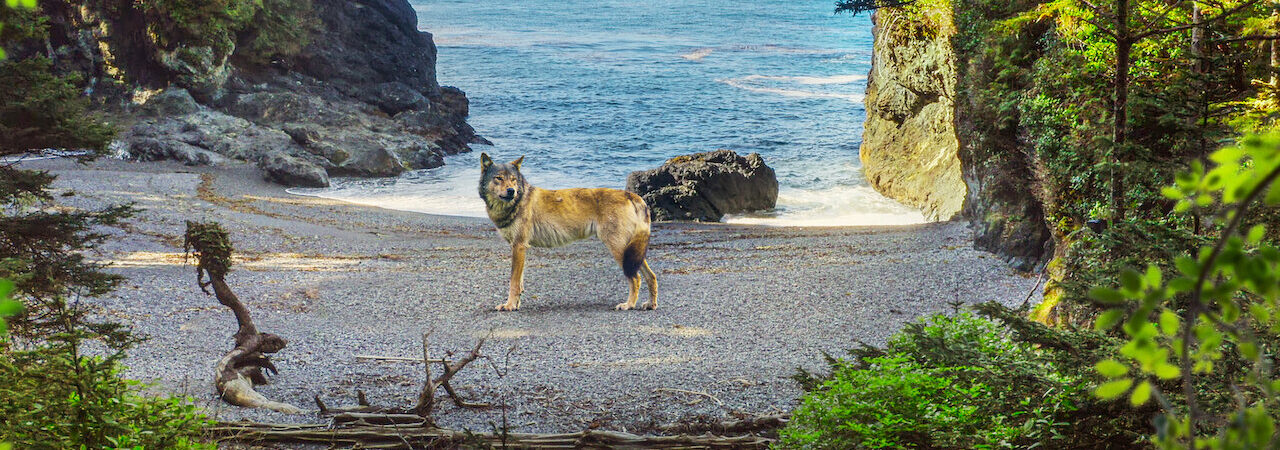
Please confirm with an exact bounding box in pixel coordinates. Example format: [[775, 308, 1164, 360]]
[[141, 0, 262, 57], [0, 354, 212, 449], [234, 0, 319, 66], [1091, 132, 1280, 448], [782, 310, 1140, 449]]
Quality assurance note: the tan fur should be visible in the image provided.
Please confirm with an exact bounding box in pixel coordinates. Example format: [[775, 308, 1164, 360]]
[[480, 154, 658, 311]]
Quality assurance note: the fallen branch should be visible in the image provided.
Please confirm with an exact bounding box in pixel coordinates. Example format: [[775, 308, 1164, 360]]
[[414, 330, 490, 416], [186, 221, 302, 414], [653, 387, 724, 406], [355, 354, 449, 364], [211, 421, 774, 449], [657, 413, 789, 435]]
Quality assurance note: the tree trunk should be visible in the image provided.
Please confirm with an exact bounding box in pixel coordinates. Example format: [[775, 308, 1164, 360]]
[[1273, 9, 1279, 84], [1111, 0, 1131, 221]]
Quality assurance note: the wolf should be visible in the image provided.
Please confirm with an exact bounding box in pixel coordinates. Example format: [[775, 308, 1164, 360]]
[[478, 152, 658, 311]]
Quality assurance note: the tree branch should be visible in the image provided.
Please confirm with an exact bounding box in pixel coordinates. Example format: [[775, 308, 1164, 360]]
[[1135, 0, 1264, 39], [1182, 161, 1280, 440]]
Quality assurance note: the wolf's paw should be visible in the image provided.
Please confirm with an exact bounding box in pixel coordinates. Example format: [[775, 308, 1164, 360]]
[[495, 302, 519, 311], [640, 302, 657, 311], [614, 302, 634, 311]]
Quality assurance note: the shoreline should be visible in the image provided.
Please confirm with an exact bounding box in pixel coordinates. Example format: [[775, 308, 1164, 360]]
[[23, 157, 1036, 434]]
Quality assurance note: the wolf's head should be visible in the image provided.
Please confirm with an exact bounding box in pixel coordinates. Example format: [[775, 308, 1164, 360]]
[[479, 152, 527, 205]]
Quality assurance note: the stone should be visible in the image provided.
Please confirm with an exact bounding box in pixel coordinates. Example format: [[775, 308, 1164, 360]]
[[627, 150, 778, 222], [140, 88, 200, 117], [120, 110, 304, 166], [259, 151, 330, 187]]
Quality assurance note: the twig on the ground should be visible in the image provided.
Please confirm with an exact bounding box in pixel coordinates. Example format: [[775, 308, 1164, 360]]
[[653, 388, 724, 406], [355, 354, 449, 364]]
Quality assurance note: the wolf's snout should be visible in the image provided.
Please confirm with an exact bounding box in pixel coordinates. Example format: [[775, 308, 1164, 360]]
[[499, 187, 516, 200]]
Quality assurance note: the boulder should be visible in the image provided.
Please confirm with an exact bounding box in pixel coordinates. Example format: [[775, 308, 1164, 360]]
[[140, 88, 200, 117], [259, 151, 330, 187], [119, 110, 303, 166], [626, 150, 778, 222]]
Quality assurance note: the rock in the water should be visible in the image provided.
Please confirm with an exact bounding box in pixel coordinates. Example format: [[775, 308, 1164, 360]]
[[259, 151, 330, 187], [140, 88, 200, 117], [626, 150, 778, 222]]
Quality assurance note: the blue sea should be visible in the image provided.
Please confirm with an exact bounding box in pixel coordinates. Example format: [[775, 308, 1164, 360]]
[[292, 0, 924, 226]]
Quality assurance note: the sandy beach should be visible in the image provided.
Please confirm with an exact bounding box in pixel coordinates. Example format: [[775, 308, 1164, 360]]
[[24, 157, 1036, 434]]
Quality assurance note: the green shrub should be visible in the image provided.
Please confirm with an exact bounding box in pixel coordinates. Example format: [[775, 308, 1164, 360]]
[[783, 310, 1142, 449], [0, 354, 212, 449], [141, 0, 263, 57], [234, 0, 319, 66]]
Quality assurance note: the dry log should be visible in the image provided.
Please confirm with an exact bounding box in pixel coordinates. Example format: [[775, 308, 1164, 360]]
[[186, 221, 302, 414], [211, 421, 775, 449]]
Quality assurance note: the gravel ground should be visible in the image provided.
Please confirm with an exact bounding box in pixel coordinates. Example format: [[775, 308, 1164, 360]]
[[24, 158, 1038, 435]]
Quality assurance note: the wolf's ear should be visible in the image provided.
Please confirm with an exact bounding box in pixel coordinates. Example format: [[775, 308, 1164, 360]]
[[511, 155, 524, 169], [480, 152, 493, 170]]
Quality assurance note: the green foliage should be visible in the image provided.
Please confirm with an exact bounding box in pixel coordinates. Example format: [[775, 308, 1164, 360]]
[[142, 0, 263, 58], [0, 354, 212, 449], [0, 57, 115, 154], [141, 0, 318, 65], [0, 4, 209, 447], [184, 220, 233, 286], [0, 279, 16, 336], [1090, 132, 1280, 448], [234, 0, 319, 66], [782, 309, 1140, 449]]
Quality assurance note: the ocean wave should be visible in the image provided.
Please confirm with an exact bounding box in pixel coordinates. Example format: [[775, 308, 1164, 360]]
[[738, 74, 865, 85], [718, 75, 865, 102], [681, 48, 714, 61]]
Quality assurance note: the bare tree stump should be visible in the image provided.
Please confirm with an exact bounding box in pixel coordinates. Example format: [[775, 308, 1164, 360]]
[[185, 221, 302, 414]]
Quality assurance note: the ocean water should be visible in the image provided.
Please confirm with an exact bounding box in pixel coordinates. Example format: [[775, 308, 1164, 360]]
[[290, 0, 924, 226]]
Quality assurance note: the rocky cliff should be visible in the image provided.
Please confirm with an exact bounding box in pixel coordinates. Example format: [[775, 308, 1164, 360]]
[[860, 5, 1051, 270], [859, 9, 964, 222], [30, 0, 485, 187]]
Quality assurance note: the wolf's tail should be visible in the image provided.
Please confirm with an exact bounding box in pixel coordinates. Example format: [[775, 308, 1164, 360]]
[[622, 230, 649, 279], [622, 192, 651, 279]]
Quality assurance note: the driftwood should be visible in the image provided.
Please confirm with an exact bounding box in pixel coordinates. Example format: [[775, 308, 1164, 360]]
[[313, 330, 489, 418], [414, 330, 489, 415], [211, 421, 775, 449], [185, 221, 302, 414]]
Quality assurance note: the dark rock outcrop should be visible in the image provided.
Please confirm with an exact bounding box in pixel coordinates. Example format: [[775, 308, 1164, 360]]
[[859, 6, 1052, 270], [139, 88, 200, 117], [626, 150, 778, 222], [37, 0, 485, 187], [260, 151, 330, 188]]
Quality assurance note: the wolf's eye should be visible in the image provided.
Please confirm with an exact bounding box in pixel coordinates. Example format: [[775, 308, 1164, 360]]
[[494, 177, 504, 182]]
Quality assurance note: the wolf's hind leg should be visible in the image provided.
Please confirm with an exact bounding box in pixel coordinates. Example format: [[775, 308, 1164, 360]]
[[640, 260, 658, 310], [616, 274, 641, 310]]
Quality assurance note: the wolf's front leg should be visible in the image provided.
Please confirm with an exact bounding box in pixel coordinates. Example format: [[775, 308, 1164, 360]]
[[497, 242, 527, 311]]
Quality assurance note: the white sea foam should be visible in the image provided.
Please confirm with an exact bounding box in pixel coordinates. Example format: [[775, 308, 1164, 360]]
[[681, 48, 714, 61], [723, 184, 926, 227], [290, 156, 927, 228], [740, 74, 866, 85]]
